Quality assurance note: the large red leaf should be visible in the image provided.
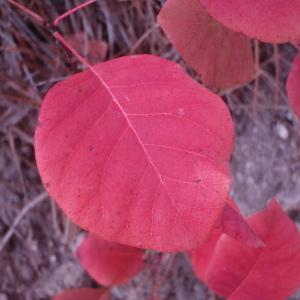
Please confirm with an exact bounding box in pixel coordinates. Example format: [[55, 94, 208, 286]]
[[77, 234, 144, 286], [287, 54, 300, 118], [192, 199, 300, 300], [158, 0, 254, 89], [53, 288, 109, 300], [200, 0, 300, 43], [35, 55, 234, 251]]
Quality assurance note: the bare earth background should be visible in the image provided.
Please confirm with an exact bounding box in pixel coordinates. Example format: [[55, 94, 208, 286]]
[[0, 1, 300, 299]]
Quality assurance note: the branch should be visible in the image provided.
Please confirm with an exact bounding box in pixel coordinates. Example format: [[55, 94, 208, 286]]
[[7, 0, 45, 25], [53, 0, 96, 26]]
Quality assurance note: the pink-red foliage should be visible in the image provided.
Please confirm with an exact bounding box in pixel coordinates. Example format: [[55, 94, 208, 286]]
[[287, 54, 300, 118], [220, 203, 264, 248], [191, 198, 264, 279], [65, 32, 107, 64], [200, 0, 300, 43], [52, 288, 110, 300], [158, 0, 254, 89], [77, 234, 144, 286], [192, 199, 300, 299], [34, 55, 234, 252]]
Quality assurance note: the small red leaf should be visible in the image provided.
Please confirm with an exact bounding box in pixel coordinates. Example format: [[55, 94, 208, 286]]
[[65, 32, 107, 64], [200, 0, 300, 43], [35, 55, 234, 251], [77, 234, 144, 286], [287, 54, 300, 118], [53, 288, 109, 300], [221, 204, 264, 248], [158, 0, 254, 89], [192, 198, 263, 279], [192, 199, 300, 300]]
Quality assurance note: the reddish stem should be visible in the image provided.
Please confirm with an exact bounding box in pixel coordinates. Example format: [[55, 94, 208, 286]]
[[9, 0, 102, 84], [53, 31, 92, 67], [8, 0, 45, 24], [53, 31, 114, 100], [53, 0, 96, 26]]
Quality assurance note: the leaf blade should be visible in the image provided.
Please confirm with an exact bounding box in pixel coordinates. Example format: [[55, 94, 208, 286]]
[[200, 0, 300, 43], [35, 55, 234, 251], [158, 0, 254, 89], [77, 235, 144, 286]]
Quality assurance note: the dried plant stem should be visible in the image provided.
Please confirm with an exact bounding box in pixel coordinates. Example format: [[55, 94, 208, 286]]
[[273, 44, 280, 105], [50, 199, 61, 235], [130, 23, 159, 54], [0, 192, 48, 253], [152, 253, 177, 298], [7, 129, 27, 199], [253, 39, 260, 120]]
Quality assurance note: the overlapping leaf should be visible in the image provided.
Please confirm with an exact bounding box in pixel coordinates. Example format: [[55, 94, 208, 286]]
[[287, 54, 300, 118], [65, 32, 107, 64], [219, 201, 264, 248], [35, 55, 234, 251], [192, 200, 300, 300], [191, 198, 263, 279], [77, 234, 144, 286], [200, 0, 300, 43], [53, 288, 109, 300], [158, 0, 254, 89]]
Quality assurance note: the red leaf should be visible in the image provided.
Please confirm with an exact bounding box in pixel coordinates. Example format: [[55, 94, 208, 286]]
[[77, 234, 144, 286], [53, 288, 109, 300], [157, 0, 254, 89], [200, 0, 300, 43], [220, 203, 264, 248], [191, 226, 221, 280], [65, 32, 107, 64], [287, 54, 300, 118], [192, 198, 263, 279], [35, 55, 234, 251], [192, 199, 300, 300]]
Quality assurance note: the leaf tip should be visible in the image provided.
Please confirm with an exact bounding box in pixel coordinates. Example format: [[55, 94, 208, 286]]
[[221, 204, 265, 248]]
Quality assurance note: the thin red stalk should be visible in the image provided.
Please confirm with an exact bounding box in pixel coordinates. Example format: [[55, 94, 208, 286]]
[[53, 0, 96, 26], [53, 31, 94, 69], [53, 31, 113, 105], [8, 0, 45, 25], [8, 0, 103, 93]]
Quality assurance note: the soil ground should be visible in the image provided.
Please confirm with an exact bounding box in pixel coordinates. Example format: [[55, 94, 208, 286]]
[[0, 1, 299, 299]]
